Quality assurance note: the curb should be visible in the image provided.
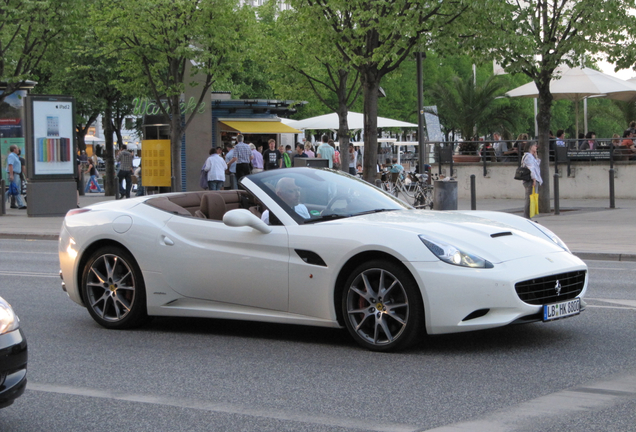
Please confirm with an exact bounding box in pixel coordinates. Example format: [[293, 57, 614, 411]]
[[573, 252, 636, 262]]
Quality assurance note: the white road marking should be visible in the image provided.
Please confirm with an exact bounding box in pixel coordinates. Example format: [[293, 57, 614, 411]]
[[586, 298, 636, 308], [423, 373, 636, 432], [587, 266, 636, 271], [27, 382, 419, 432]]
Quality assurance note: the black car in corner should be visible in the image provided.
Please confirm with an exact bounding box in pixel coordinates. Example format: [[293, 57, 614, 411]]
[[0, 295, 28, 409]]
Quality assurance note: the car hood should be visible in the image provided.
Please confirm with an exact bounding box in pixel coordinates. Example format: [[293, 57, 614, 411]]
[[336, 210, 565, 263]]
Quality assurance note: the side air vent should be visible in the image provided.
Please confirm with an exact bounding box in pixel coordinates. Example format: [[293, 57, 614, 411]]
[[462, 309, 490, 321], [295, 249, 327, 267]]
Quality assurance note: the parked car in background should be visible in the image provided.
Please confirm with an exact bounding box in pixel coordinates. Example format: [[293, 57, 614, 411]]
[[0, 295, 28, 408]]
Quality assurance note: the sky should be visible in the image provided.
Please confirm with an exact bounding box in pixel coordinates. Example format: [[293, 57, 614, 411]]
[[598, 60, 635, 80]]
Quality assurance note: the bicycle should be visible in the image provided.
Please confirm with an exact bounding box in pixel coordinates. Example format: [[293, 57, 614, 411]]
[[394, 172, 434, 209]]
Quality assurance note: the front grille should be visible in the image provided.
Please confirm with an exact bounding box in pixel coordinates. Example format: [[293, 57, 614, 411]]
[[515, 270, 586, 305]]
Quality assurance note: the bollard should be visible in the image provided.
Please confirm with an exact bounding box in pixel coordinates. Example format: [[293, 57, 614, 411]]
[[115, 176, 120, 200], [230, 173, 237, 190], [470, 174, 476, 210], [0, 179, 5, 215], [553, 173, 560, 215], [609, 169, 615, 209]]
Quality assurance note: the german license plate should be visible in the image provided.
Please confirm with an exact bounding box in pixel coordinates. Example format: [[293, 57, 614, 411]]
[[543, 298, 580, 321]]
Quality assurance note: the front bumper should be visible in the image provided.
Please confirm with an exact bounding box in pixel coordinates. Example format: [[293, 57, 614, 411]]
[[0, 328, 28, 409], [406, 251, 588, 335]]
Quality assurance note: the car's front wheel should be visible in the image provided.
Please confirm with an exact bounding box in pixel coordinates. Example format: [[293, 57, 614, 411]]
[[81, 246, 149, 329], [342, 260, 423, 351]]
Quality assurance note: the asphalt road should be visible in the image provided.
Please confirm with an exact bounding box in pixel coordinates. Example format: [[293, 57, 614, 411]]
[[0, 239, 635, 432]]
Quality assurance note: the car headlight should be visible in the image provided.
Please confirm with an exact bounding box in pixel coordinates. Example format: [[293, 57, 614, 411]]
[[0, 296, 20, 335], [419, 235, 493, 268], [529, 221, 570, 253]]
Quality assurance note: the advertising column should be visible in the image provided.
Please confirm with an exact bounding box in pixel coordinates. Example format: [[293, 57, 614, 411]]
[[25, 95, 78, 216]]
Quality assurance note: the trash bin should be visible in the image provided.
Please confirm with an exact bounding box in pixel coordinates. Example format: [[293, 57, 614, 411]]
[[433, 180, 457, 210]]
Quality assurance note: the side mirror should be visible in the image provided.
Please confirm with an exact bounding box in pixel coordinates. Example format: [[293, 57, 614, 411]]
[[223, 209, 272, 234]]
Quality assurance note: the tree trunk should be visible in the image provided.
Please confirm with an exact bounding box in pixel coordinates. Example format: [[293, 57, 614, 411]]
[[170, 94, 183, 192], [336, 69, 351, 172], [337, 103, 350, 171], [536, 79, 553, 214], [361, 70, 380, 183], [103, 106, 117, 196]]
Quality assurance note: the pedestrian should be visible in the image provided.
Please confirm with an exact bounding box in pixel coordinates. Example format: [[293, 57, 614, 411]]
[[579, 131, 597, 150], [74, 153, 81, 207], [263, 139, 282, 170], [279, 145, 292, 168], [304, 142, 315, 158], [225, 143, 237, 178], [492, 132, 506, 161], [116, 145, 134, 198], [232, 134, 253, 182], [348, 144, 357, 175], [317, 135, 335, 168], [329, 140, 340, 170], [134, 162, 144, 196], [554, 130, 565, 147], [294, 143, 308, 159], [250, 143, 264, 173], [4, 145, 27, 209], [618, 129, 636, 161], [203, 147, 228, 190], [521, 141, 542, 219], [10, 148, 27, 208], [84, 158, 103, 193]]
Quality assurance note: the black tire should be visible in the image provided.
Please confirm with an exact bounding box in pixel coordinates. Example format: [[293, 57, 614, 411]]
[[342, 260, 424, 352], [81, 246, 149, 329]]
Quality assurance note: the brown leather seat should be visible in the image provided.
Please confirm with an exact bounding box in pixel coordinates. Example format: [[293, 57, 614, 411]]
[[197, 193, 227, 220]]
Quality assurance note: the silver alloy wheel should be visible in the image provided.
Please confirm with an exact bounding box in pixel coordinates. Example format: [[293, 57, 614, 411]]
[[345, 268, 409, 346], [85, 253, 136, 322]]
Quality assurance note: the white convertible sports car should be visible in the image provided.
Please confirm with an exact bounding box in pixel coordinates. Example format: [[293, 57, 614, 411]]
[[59, 168, 587, 351]]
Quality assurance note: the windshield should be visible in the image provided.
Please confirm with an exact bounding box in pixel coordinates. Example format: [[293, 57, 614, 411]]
[[245, 168, 411, 224]]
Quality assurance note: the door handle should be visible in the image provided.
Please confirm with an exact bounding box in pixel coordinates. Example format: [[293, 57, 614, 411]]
[[162, 236, 174, 246]]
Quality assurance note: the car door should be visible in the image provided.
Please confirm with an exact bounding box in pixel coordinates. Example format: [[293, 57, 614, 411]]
[[158, 215, 290, 312]]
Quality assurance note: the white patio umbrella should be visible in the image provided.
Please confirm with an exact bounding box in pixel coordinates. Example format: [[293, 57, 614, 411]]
[[292, 111, 417, 130], [83, 135, 105, 143], [507, 67, 636, 137]]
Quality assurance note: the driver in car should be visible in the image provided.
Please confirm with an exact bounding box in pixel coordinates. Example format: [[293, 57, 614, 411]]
[[261, 177, 310, 224]]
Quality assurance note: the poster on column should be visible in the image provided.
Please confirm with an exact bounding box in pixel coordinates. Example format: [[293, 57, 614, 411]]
[[0, 90, 27, 184], [26, 95, 76, 179]]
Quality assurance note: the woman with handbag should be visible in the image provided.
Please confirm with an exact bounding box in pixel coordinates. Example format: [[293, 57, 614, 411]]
[[521, 141, 542, 219]]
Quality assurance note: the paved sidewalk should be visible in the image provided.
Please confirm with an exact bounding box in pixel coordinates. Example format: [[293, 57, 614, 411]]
[[1, 193, 634, 261]]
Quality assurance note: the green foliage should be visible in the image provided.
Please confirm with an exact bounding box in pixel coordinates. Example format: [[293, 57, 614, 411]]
[[426, 74, 522, 142], [289, 0, 469, 181], [0, 0, 77, 101]]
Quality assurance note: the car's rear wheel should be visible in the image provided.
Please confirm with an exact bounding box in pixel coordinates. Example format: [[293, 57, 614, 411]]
[[342, 260, 423, 352], [82, 246, 149, 329]]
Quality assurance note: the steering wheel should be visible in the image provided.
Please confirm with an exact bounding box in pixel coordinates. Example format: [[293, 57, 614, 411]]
[[322, 193, 351, 215]]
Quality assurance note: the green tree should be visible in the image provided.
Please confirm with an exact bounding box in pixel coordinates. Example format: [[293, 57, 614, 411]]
[[0, 0, 75, 102], [259, 1, 362, 171], [94, 0, 251, 192], [427, 75, 522, 152], [473, 0, 633, 212], [290, 0, 467, 183]]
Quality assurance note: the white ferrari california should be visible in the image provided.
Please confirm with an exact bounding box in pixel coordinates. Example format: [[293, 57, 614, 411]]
[[59, 168, 587, 351]]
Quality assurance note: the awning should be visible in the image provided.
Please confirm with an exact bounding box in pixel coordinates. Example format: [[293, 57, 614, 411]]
[[218, 120, 301, 134]]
